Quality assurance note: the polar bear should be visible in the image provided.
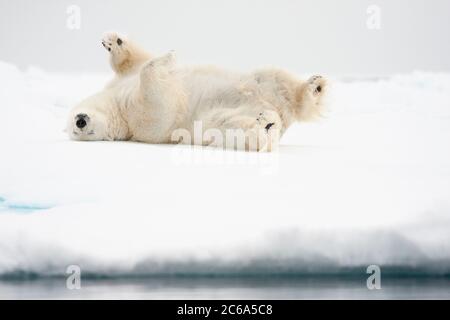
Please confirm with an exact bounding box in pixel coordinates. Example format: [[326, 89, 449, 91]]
[[67, 32, 328, 151]]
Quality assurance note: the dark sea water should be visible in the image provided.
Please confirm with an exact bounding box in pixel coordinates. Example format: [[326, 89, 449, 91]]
[[1, 276, 449, 299]]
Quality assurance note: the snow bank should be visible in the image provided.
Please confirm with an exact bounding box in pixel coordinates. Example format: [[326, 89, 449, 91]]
[[0, 61, 449, 277]]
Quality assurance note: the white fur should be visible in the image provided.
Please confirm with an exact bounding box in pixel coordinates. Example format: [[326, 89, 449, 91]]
[[67, 32, 328, 151]]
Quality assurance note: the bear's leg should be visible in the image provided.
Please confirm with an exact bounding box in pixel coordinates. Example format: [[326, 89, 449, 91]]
[[297, 75, 328, 108], [203, 108, 282, 152], [248, 110, 282, 152], [102, 32, 151, 76], [307, 75, 327, 98], [138, 52, 186, 135]]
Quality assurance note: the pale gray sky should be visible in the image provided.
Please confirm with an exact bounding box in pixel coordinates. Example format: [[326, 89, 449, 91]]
[[1, 0, 449, 75]]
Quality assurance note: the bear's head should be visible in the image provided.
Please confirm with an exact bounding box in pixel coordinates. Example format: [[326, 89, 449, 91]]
[[66, 92, 113, 141]]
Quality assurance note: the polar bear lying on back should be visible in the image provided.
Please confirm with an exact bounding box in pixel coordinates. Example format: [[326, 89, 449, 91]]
[[67, 32, 328, 151]]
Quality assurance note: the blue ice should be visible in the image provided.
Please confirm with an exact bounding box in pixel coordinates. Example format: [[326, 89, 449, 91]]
[[0, 196, 50, 213]]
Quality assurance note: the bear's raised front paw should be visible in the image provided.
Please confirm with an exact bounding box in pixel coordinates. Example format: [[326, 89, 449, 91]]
[[101, 32, 125, 53]]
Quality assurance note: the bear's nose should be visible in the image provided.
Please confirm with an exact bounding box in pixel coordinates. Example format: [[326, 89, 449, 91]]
[[75, 114, 88, 129]]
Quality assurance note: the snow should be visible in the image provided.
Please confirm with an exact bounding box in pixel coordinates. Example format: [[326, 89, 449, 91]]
[[0, 61, 450, 277]]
